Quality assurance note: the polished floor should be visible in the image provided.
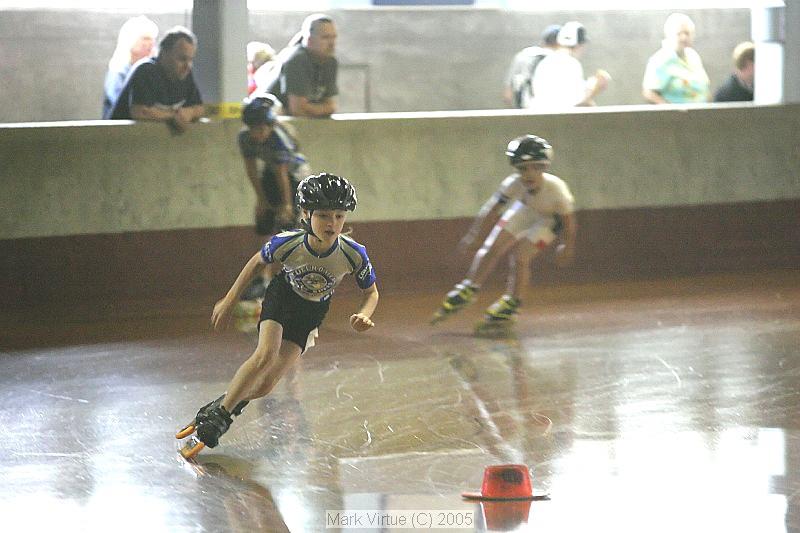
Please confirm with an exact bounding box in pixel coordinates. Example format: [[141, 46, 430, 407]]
[[1, 270, 798, 533]]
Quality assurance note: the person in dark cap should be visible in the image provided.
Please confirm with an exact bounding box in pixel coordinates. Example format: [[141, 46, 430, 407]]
[[503, 24, 561, 108], [238, 94, 308, 236], [527, 21, 611, 109]]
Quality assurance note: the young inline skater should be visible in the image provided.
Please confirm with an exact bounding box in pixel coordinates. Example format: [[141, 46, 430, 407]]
[[237, 94, 311, 301], [431, 135, 576, 334], [239, 94, 310, 236], [177, 173, 379, 458]]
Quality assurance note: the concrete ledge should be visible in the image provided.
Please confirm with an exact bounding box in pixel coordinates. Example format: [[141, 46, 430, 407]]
[[2, 104, 799, 240]]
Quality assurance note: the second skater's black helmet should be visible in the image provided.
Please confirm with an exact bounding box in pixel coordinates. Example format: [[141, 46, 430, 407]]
[[506, 135, 553, 166], [297, 173, 358, 212], [242, 94, 277, 126]]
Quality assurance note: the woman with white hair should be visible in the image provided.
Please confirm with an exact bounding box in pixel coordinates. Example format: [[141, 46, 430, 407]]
[[102, 15, 159, 118], [247, 41, 276, 95], [642, 13, 710, 104]]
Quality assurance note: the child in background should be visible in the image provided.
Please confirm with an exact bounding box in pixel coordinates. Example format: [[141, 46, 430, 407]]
[[431, 135, 576, 333]]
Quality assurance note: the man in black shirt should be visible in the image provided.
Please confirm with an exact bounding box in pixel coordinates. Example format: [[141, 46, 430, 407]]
[[109, 26, 204, 133], [714, 41, 754, 103]]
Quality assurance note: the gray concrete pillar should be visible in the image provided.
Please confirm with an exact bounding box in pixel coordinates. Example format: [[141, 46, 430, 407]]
[[191, 0, 248, 118], [751, 1, 800, 104], [785, 0, 800, 103]]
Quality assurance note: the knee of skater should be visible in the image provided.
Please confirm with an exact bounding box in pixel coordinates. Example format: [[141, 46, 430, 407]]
[[514, 251, 534, 267], [251, 349, 276, 370], [516, 243, 540, 262]]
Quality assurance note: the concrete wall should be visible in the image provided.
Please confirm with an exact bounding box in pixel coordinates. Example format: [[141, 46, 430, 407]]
[[291, 104, 800, 214], [0, 8, 750, 122], [2, 105, 799, 240], [252, 8, 750, 113], [1, 106, 798, 309]]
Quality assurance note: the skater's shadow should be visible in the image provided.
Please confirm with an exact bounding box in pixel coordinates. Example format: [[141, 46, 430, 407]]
[[443, 338, 553, 464], [193, 454, 291, 532]]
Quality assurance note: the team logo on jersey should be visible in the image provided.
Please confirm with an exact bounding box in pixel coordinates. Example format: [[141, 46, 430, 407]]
[[357, 262, 372, 282], [290, 265, 336, 296]]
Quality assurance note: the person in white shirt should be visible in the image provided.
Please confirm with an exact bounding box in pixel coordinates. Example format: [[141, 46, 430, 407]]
[[431, 135, 577, 331], [527, 21, 610, 110], [503, 24, 561, 108], [642, 13, 710, 104]]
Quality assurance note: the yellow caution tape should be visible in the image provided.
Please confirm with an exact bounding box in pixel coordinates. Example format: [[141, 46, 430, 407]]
[[205, 102, 242, 120]]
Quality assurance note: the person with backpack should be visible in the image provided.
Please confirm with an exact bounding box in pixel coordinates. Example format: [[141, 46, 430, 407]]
[[503, 24, 561, 109], [528, 22, 611, 109]]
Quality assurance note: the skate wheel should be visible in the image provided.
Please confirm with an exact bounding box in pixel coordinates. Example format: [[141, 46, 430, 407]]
[[430, 309, 453, 325], [175, 423, 196, 440], [180, 437, 205, 460]]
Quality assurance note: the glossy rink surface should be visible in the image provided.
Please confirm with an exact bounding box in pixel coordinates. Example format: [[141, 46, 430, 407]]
[[2, 271, 798, 533]]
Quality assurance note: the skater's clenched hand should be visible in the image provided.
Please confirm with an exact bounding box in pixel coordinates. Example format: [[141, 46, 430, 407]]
[[350, 313, 375, 332], [554, 244, 575, 268], [212, 297, 235, 331]]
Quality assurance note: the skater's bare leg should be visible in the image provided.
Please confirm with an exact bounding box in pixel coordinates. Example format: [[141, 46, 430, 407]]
[[248, 340, 303, 399], [505, 240, 540, 301], [221, 320, 284, 412], [467, 228, 518, 286]]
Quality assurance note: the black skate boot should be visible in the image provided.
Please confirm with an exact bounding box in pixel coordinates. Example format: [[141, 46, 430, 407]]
[[178, 405, 237, 460], [195, 405, 233, 448], [176, 394, 249, 439], [431, 280, 477, 324], [176, 394, 249, 459]]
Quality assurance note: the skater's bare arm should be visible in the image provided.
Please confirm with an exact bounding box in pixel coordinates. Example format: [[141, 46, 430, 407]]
[[459, 199, 504, 255], [274, 163, 295, 224], [244, 157, 269, 219], [211, 253, 273, 330], [555, 213, 577, 267], [350, 283, 379, 332]]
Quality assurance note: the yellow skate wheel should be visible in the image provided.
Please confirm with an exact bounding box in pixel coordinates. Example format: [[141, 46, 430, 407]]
[[430, 311, 447, 325], [180, 437, 205, 459], [175, 423, 195, 440]]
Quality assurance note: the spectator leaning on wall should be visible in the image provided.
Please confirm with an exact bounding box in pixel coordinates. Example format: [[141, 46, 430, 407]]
[[108, 26, 204, 134], [102, 15, 159, 119], [263, 14, 338, 118]]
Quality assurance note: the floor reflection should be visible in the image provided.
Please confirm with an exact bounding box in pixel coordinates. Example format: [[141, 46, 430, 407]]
[[1, 271, 798, 532]]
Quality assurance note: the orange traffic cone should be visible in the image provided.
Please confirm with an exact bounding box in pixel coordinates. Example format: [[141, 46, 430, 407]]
[[479, 500, 532, 531], [461, 464, 547, 501]]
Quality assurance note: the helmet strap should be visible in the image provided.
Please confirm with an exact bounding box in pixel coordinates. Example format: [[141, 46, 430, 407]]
[[301, 209, 318, 239]]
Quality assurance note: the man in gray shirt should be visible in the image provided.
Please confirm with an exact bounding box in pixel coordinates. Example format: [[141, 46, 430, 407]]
[[265, 14, 338, 118]]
